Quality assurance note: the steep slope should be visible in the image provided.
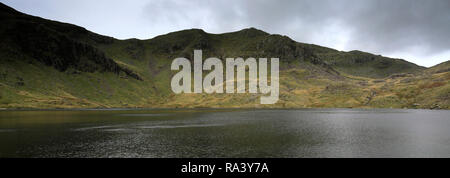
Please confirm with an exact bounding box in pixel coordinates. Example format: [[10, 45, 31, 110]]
[[0, 3, 141, 80], [0, 2, 447, 109], [104, 28, 341, 76]]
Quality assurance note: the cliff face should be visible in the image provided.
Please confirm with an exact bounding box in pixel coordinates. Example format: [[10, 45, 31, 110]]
[[0, 3, 141, 80], [0, 2, 448, 109]]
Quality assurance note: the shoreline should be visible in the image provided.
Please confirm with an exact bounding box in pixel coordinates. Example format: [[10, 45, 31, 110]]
[[0, 107, 447, 111]]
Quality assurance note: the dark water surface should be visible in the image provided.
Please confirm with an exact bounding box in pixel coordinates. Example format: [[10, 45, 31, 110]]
[[0, 109, 449, 158]]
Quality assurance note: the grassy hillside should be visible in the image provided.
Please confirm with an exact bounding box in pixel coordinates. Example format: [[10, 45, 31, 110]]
[[317, 50, 425, 78], [0, 3, 448, 109]]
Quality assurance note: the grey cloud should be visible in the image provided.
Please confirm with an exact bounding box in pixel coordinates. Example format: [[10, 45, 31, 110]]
[[343, 0, 450, 55]]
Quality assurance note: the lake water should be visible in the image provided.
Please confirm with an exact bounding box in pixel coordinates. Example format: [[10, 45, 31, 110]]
[[0, 109, 449, 158]]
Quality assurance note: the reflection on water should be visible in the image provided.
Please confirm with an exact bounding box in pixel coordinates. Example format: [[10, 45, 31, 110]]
[[0, 109, 449, 158], [118, 114, 169, 117]]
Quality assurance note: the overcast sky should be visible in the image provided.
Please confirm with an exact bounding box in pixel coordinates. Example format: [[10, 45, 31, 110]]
[[2, 0, 449, 67]]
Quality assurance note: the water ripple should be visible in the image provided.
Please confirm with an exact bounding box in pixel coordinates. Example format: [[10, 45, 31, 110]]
[[136, 124, 224, 129], [118, 114, 169, 117]]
